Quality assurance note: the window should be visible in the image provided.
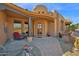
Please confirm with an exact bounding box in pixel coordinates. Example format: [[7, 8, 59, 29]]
[[37, 24, 42, 28], [14, 20, 21, 33]]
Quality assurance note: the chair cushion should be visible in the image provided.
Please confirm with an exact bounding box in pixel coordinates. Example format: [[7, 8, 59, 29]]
[[13, 32, 21, 38]]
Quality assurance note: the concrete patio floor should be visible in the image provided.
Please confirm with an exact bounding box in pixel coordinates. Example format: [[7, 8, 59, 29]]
[[0, 37, 73, 56], [32, 37, 63, 56], [32, 37, 73, 56], [0, 39, 41, 56]]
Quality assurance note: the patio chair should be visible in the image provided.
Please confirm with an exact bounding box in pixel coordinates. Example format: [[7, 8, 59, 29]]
[[47, 33, 51, 37], [13, 32, 24, 40]]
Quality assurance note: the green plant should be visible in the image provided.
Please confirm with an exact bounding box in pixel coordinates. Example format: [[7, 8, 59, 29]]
[[68, 23, 77, 31]]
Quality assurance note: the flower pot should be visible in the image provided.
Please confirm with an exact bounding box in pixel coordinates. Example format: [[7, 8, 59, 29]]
[[27, 37, 32, 42]]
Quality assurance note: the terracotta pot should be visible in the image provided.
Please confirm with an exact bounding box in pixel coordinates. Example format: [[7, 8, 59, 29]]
[[27, 37, 32, 42]]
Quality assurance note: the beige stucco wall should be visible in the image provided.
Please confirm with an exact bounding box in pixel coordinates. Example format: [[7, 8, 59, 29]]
[[5, 17, 14, 40], [48, 21, 54, 36], [0, 11, 7, 45]]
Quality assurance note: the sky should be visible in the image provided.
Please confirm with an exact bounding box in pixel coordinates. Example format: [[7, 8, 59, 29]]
[[14, 3, 79, 24]]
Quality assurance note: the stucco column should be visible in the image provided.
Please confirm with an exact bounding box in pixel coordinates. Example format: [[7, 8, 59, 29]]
[[54, 18, 57, 36], [61, 20, 65, 32], [63, 21, 66, 32], [21, 21, 25, 33], [58, 18, 61, 32], [28, 17, 32, 37]]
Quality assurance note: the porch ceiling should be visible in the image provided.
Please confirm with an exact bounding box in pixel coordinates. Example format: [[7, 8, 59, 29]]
[[2, 9, 54, 22], [3, 9, 27, 19], [3, 3, 55, 20]]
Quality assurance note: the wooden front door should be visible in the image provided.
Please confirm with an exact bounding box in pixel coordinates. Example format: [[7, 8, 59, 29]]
[[34, 21, 45, 37], [37, 23, 44, 37]]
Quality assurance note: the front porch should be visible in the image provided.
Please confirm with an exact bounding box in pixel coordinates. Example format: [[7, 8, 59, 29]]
[[4, 9, 57, 39]]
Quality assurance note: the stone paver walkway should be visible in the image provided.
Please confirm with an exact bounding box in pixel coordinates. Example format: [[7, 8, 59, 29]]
[[4, 39, 29, 56], [0, 39, 41, 56], [0, 37, 73, 56], [32, 37, 63, 56]]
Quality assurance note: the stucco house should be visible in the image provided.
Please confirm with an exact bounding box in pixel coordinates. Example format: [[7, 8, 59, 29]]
[[0, 3, 70, 45]]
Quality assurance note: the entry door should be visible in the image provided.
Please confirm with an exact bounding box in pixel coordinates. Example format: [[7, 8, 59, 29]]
[[37, 23, 42, 37], [37, 23, 44, 37]]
